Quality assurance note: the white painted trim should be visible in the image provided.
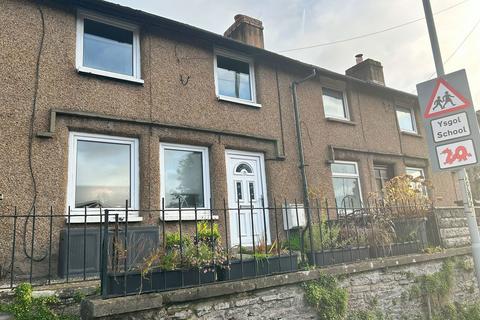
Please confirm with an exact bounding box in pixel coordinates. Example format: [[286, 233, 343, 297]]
[[77, 66, 144, 84], [66, 132, 140, 222], [396, 106, 418, 134], [75, 10, 142, 82], [225, 149, 270, 247], [216, 95, 262, 108], [322, 87, 350, 121], [159, 143, 211, 220], [331, 160, 364, 205], [213, 48, 258, 105]]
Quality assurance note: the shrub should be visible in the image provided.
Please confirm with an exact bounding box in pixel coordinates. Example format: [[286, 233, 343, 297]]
[[303, 273, 348, 320], [0, 283, 78, 320]]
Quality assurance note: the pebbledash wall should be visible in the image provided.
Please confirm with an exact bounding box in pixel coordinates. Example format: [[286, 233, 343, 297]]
[[73, 247, 475, 319], [0, 0, 461, 219], [0, 0, 463, 281]]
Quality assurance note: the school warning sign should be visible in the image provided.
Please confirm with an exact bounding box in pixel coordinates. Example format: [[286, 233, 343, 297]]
[[416, 69, 480, 172]]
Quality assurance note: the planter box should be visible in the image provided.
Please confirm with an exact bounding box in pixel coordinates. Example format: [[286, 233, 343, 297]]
[[218, 254, 298, 281], [307, 247, 370, 266], [107, 267, 215, 296], [370, 241, 421, 258]]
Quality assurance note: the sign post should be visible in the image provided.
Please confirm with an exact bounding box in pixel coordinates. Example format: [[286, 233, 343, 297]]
[[419, 0, 480, 287]]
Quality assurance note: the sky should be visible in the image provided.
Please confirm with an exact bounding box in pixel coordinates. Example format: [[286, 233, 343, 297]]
[[110, 0, 480, 108]]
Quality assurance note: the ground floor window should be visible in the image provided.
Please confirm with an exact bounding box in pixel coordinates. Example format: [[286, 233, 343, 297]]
[[160, 143, 210, 220], [406, 167, 428, 196], [67, 132, 139, 222], [331, 161, 363, 208]]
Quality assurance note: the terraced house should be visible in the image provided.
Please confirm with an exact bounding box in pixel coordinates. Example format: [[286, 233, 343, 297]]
[[0, 0, 462, 295]]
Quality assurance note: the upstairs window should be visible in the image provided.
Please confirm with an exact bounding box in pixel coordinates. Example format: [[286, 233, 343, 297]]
[[214, 50, 258, 107], [396, 107, 417, 133], [322, 88, 349, 120], [76, 11, 142, 83]]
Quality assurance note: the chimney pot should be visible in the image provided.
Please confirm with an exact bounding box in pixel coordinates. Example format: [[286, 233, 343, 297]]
[[355, 54, 364, 64], [224, 14, 264, 48]]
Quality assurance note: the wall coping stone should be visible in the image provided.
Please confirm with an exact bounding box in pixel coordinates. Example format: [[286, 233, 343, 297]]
[[81, 246, 471, 319]]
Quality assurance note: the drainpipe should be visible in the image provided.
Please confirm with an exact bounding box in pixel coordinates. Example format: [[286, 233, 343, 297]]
[[291, 68, 317, 264]]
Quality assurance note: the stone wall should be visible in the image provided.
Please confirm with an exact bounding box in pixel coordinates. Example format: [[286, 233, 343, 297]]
[[102, 285, 318, 320], [435, 207, 472, 248], [79, 248, 478, 320]]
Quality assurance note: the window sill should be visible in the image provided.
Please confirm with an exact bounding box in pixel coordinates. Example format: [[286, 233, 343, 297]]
[[325, 117, 356, 126], [160, 211, 219, 221], [217, 95, 261, 108], [400, 130, 422, 138], [77, 66, 144, 85], [67, 214, 143, 224]]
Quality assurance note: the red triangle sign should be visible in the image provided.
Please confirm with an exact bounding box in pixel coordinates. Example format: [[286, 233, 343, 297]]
[[424, 78, 471, 118]]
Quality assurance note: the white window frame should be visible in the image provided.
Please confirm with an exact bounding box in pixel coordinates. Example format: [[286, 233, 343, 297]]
[[406, 167, 428, 196], [396, 106, 417, 133], [76, 10, 143, 84], [213, 48, 261, 108], [322, 87, 350, 121], [160, 143, 215, 221], [67, 132, 141, 223], [331, 161, 363, 208]]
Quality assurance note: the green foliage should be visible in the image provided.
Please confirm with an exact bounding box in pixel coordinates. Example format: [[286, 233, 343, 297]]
[[285, 221, 344, 251], [138, 224, 228, 276], [410, 260, 455, 317], [432, 301, 480, 320], [0, 283, 78, 320], [196, 220, 220, 242], [455, 257, 474, 272], [72, 291, 85, 304], [412, 260, 453, 299], [303, 273, 348, 320], [165, 232, 191, 249]]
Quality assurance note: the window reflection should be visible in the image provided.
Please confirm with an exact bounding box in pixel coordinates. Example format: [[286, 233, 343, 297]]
[[164, 149, 204, 208], [217, 55, 252, 101], [75, 140, 130, 208], [323, 88, 347, 119], [83, 19, 133, 76], [332, 177, 362, 208], [396, 107, 415, 132]]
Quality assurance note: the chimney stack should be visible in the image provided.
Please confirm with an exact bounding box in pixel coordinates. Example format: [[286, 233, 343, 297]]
[[346, 54, 385, 86], [224, 14, 264, 49]]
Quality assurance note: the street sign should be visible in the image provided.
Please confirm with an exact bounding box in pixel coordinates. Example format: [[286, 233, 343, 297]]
[[417, 69, 480, 172], [436, 139, 477, 169], [423, 78, 471, 118], [431, 112, 470, 143]]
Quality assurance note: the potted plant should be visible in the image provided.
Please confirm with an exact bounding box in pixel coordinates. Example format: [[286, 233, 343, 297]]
[[107, 221, 228, 296], [369, 174, 431, 258], [301, 218, 370, 266], [217, 239, 299, 281]]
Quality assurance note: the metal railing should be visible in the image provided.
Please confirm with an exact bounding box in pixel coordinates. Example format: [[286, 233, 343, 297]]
[[0, 198, 439, 298]]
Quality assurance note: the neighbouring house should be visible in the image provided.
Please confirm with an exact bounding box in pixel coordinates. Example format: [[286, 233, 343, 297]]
[[0, 0, 461, 287]]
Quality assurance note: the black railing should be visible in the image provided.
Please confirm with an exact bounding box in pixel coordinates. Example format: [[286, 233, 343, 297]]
[[0, 199, 439, 297]]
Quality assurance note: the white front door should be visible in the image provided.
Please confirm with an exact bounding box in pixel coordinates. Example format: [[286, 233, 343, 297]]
[[225, 150, 270, 247]]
